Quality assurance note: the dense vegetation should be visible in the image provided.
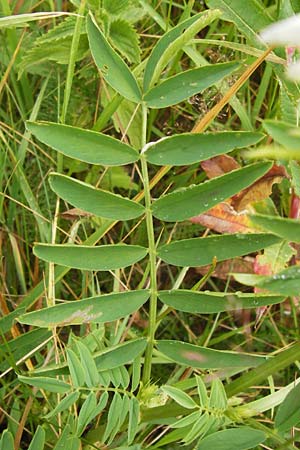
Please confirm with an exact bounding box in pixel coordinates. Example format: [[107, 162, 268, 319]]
[[1, 1, 300, 449]]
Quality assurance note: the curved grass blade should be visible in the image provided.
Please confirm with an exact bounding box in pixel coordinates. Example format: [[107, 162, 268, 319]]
[[152, 162, 272, 222], [18, 290, 150, 327], [26, 121, 138, 166], [157, 340, 266, 369], [158, 233, 281, 267], [33, 243, 148, 271], [146, 132, 263, 166], [87, 13, 142, 103], [158, 290, 285, 313], [49, 173, 144, 221], [144, 62, 239, 109]]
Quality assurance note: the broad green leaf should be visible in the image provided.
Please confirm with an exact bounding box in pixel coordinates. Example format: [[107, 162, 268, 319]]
[[0, 328, 51, 372], [44, 391, 80, 419], [0, 12, 74, 28], [145, 132, 263, 166], [152, 162, 272, 222], [157, 233, 281, 267], [250, 213, 300, 242], [0, 430, 14, 450], [128, 397, 140, 445], [158, 290, 285, 313], [263, 120, 300, 149], [77, 341, 99, 387], [143, 9, 221, 90], [66, 349, 85, 387], [275, 382, 300, 431], [26, 121, 138, 166], [19, 290, 150, 327], [103, 392, 123, 442], [28, 426, 45, 450], [157, 340, 266, 369], [144, 62, 238, 109], [196, 427, 266, 450], [162, 385, 198, 409], [109, 18, 140, 64], [18, 375, 70, 393], [206, 0, 272, 45], [49, 173, 144, 221], [86, 13, 141, 103], [33, 243, 148, 271]]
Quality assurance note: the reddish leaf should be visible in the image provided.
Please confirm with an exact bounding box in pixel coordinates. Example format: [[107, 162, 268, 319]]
[[190, 202, 255, 234], [200, 154, 240, 179]]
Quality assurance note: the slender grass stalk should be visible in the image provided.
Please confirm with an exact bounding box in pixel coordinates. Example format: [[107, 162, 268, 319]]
[[140, 103, 158, 384]]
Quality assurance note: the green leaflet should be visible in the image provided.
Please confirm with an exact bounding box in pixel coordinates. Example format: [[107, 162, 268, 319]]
[[49, 173, 144, 221], [86, 13, 141, 103], [33, 243, 148, 271], [152, 162, 272, 222], [26, 121, 138, 166], [275, 382, 300, 432], [18, 290, 150, 327], [157, 233, 281, 267], [158, 290, 285, 314], [250, 213, 300, 242], [157, 340, 266, 369], [143, 9, 221, 90], [18, 375, 71, 393], [144, 62, 239, 108], [263, 120, 300, 149], [196, 427, 266, 450], [145, 131, 263, 166], [28, 426, 45, 450]]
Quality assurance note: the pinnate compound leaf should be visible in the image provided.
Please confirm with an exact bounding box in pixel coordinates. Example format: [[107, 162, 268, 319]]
[[103, 392, 123, 442], [143, 9, 221, 90], [161, 385, 198, 409], [196, 427, 266, 450], [26, 121, 138, 166], [158, 290, 285, 314], [144, 62, 239, 108], [250, 213, 300, 243], [128, 397, 140, 445], [157, 340, 266, 369], [152, 162, 273, 222], [158, 233, 281, 267], [28, 426, 45, 450], [77, 391, 96, 436], [76, 341, 99, 387], [275, 381, 300, 431], [66, 349, 85, 387], [145, 132, 263, 166], [19, 290, 150, 327], [18, 375, 70, 393], [87, 13, 141, 103], [49, 173, 144, 221], [44, 391, 80, 419], [33, 244, 148, 271]]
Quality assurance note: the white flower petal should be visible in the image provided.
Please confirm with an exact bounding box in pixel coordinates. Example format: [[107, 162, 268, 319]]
[[260, 14, 300, 46], [286, 61, 300, 81]]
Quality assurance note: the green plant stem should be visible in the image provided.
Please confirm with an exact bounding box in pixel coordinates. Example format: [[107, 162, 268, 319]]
[[140, 103, 158, 385]]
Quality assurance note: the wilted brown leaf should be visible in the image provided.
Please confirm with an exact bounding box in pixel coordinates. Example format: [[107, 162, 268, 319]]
[[200, 154, 240, 179], [60, 208, 92, 221], [196, 257, 254, 280], [190, 202, 255, 234], [232, 164, 288, 211]]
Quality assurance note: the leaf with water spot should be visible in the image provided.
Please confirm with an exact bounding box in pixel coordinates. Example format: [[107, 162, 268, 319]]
[[152, 162, 272, 222]]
